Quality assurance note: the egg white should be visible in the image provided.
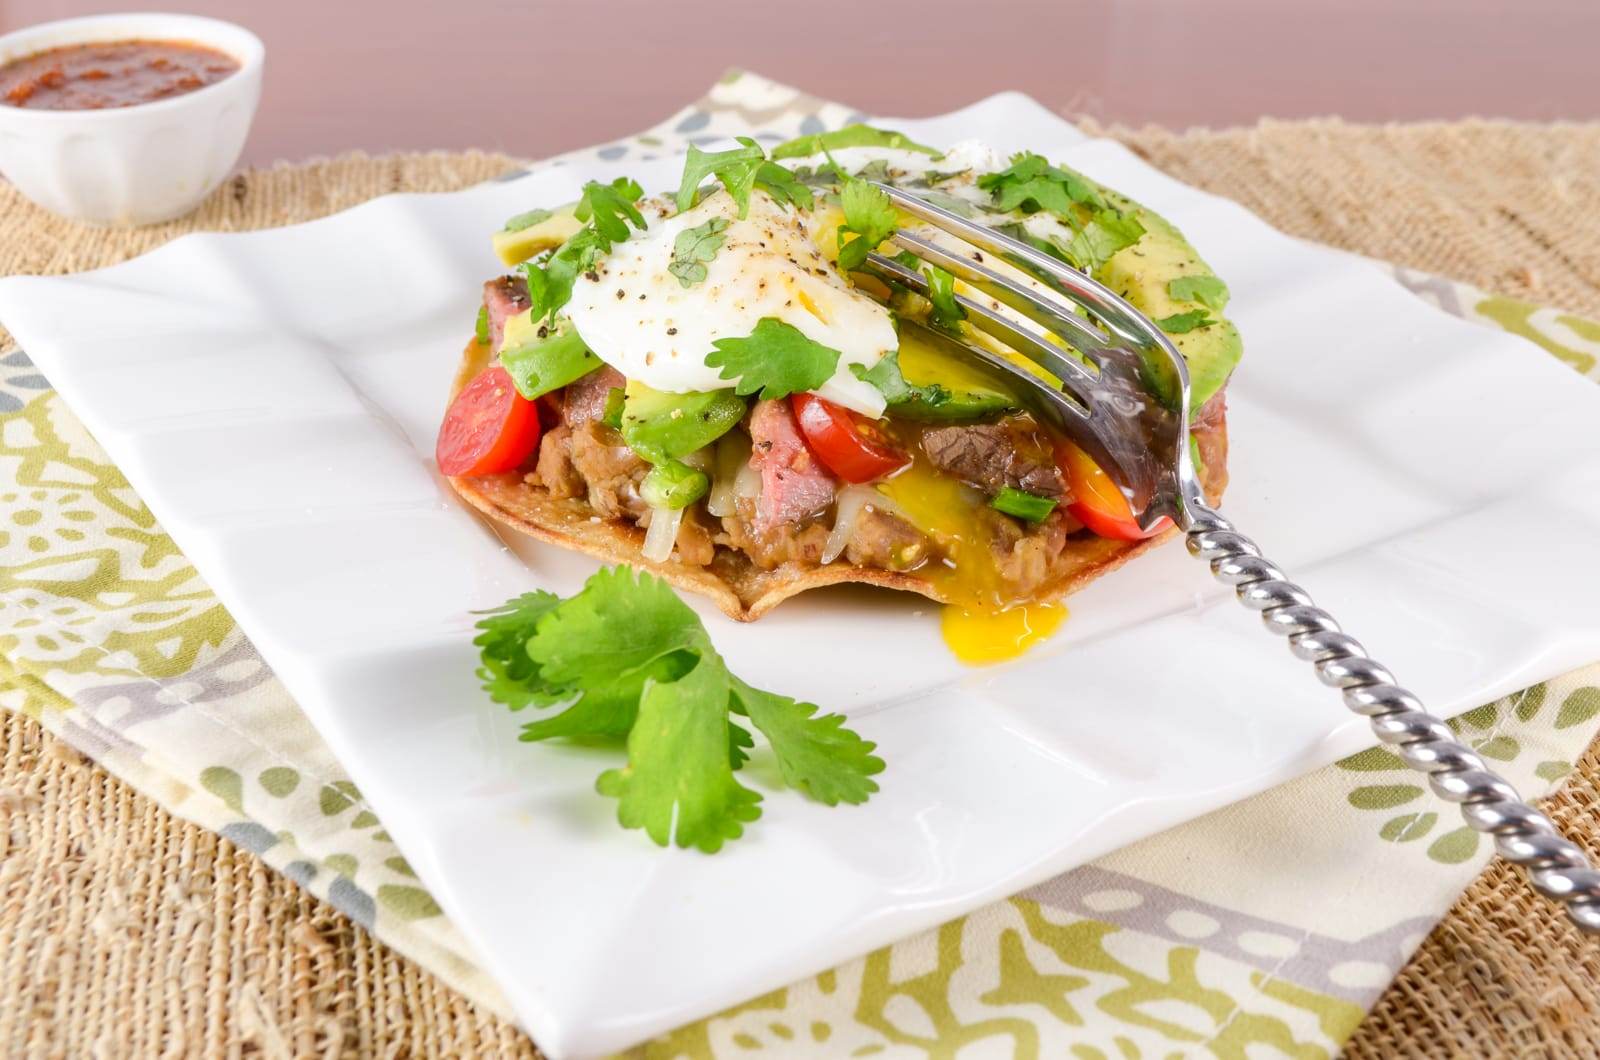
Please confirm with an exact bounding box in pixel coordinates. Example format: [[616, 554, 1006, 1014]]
[[565, 189, 894, 417]]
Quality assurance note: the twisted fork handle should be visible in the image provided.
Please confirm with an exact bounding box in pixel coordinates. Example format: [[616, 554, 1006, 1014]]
[[1183, 504, 1600, 933]]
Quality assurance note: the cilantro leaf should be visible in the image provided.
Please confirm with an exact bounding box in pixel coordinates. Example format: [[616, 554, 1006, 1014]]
[[596, 656, 763, 853], [1155, 309, 1214, 333], [771, 123, 940, 160], [668, 217, 729, 288], [923, 264, 965, 330], [1167, 275, 1230, 312], [1060, 210, 1145, 273], [474, 591, 563, 711], [852, 350, 951, 412], [675, 138, 766, 216], [917, 189, 977, 218], [474, 304, 490, 345], [732, 680, 883, 806], [977, 152, 1104, 215], [575, 177, 645, 244], [836, 178, 898, 272], [754, 161, 814, 211], [521, 177, 645, 324], [503, 207, 553, 233], [473, 566, 884, 853], [706, 318, 842, 400]]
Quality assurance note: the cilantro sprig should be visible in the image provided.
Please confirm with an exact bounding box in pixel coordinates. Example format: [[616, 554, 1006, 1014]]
[[1155, 309, 1215, 334], [675, 138, 813, 218], [977, 152, 1104, 214], [521, 177, 647, 323], [475, 567, 884, 852], [836, 177, 899, 272], [705, 318, 842, 400], [668, 217, 729, 288]]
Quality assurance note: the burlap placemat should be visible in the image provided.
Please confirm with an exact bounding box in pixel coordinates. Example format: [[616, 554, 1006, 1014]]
[[3, 118, 1598, 1057]]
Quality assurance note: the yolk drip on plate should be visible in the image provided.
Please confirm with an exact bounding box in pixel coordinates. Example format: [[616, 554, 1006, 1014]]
[[877, 455, 1067, 666]]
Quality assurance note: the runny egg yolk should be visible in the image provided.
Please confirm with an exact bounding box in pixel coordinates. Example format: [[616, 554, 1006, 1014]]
[[876, 446, 1067, 666]]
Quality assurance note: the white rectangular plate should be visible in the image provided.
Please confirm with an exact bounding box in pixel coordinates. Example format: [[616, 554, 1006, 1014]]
[[6, 94, 1600, 1058]]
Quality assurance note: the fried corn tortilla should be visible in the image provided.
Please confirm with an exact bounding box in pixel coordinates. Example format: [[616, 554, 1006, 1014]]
[[445, 339, 1229, 622]]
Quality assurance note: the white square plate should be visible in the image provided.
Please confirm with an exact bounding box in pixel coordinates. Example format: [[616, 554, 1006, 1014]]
[[6, 94, 1600, 1057]]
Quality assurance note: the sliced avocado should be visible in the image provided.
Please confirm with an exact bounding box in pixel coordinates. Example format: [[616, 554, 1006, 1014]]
[[620, 382, 745, 464], [492, 203, 583, 266], [499, 314, 600, 400], [1094, 189, 1242, 410], [860, 331, 1019, 422], [770, 123, 940, 161]]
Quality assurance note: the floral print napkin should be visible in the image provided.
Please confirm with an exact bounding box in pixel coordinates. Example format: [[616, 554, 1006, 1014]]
[[4, 71, 1599, 1057]]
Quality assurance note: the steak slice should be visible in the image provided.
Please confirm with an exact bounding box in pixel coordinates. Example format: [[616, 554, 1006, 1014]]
[[562, 365, 626, 427], [483, 275, 531, 352], [748, 399, 837, 531], [921, 417, 1066, 497]]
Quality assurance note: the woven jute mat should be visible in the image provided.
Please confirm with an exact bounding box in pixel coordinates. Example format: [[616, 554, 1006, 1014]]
[[3, 120, 1599, 1058]]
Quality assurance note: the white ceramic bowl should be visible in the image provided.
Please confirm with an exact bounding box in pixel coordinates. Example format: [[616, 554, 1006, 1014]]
[[0, 13, 263, 226]]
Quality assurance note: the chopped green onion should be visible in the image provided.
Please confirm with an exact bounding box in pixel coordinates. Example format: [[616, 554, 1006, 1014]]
[[991, 487, 1057, 524], [641, 460, 710, 510], [601, 387, 625, 431]]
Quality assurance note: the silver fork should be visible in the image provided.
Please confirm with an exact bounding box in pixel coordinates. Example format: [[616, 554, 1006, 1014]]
[[868, 181, 1600, 934]]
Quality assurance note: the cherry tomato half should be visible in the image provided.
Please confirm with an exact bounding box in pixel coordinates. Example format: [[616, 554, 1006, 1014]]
[[436, 365, 542, 477], [1059, 442, 1170, 541], [791, 393, 909, 483]]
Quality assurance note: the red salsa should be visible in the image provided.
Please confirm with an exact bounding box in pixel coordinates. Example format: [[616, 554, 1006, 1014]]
[[0, 39, 239, 110]]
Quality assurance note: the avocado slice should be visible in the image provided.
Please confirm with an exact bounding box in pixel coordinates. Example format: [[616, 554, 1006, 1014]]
[[492, 203, 583, 266], [499, 314, 601, 400], [1094, 190, 1242, 410], [620, 381, 745, 464], [860, 330, 1020, 422]]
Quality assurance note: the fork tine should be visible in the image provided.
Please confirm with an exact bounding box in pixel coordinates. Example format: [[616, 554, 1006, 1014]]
[[864, 251, 1100, 406], [887, 228, 1114, 365], [873, 182, 1159, 351]]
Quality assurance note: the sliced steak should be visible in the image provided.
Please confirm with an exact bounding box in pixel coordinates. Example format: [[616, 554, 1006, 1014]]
[[921, 417, 1066, 498], [532, 425, 585, 499], [483, 275, 531, 352], [747, 399, 837, 531], [562, 365, 626, 427], [568, 421, 649, 520]]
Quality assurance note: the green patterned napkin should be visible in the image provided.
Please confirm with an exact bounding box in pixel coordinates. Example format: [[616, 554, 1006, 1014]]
[[4, 72, 1599, 1057]]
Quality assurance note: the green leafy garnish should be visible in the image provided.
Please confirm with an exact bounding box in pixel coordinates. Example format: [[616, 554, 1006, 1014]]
[[474, 304, 490, 346], [753, 161, 815, 211], [575, 177, 646, 244], [917, 190, 977, 218], [836, 178, 898, 272], [521, 177, 647, 323], [991, 487, 1057, 524], [705, 318, 842, 400], [668, 217, 729, 288], [771, 123, 940, 161], [475, 567, 883, 852], [503, 207, 553, 233], [676, 139, 766, 216], [1167, 275, 1230, 312], [1155, 309, 1214, 334], [674, 139, 813, 218], [977, 152, 1104, 215], [852, 351, 951, 412], [1059, 210, 1146, 272], [923, 264, 965, 330]]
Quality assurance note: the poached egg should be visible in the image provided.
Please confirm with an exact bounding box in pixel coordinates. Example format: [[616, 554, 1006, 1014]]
[[565, 188, 895, 416]]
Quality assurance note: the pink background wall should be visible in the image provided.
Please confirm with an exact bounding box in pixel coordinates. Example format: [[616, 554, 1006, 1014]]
[[4, 0, 1597, 164]]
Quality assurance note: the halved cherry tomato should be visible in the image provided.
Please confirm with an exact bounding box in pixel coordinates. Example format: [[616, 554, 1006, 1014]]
[[436, 365, 541, 476], [791, 393, 909, 483], [1058, 442, 1170, 541]]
